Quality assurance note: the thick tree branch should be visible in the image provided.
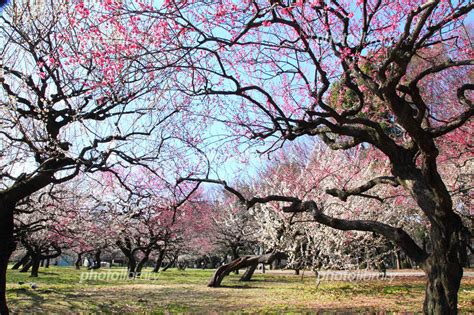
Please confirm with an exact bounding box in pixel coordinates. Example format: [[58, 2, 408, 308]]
[[427, 84, 473, 137], [326, 176, 399, 202], [178, 178, 300, 208], [283, 200, 428, 264]]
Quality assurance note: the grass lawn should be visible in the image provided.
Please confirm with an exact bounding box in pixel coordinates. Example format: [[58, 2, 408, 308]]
[[6, 266, 474, 313]]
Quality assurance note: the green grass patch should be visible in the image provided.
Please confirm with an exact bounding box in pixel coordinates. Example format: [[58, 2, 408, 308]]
[[6, 266, 474, 313]]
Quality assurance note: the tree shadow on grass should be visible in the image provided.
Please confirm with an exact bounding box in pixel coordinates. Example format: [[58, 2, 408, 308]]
[[38, 271, 60, 276], [313, 307, 379, 314], [239, 279, 265, 282], [217, 284, 263, 289], [11, 288, 45, 310]]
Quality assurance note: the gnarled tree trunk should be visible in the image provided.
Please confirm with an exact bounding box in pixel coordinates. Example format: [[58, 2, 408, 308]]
[[423, 258, 462, 314], [422, 214, 465, 315], [135, 250, 152, 277], [240, 264, 258, 282], [395, 249, 402, 270], [127, 255, 137, 278], [0, 201, 15, 315], [152, 249, 166, 273], [94, 249, 101, 269], [75, 253, 83, 270], [208, 252, 285, 287], [162, 260, 174, 272], [11, 253, 30, 270], [30, 256, 41, 278], [20, 259, 32, 273], [230, 247, 239, 275], [29, 248, 62, 278], [88, 249, 102, 270], [162, 252, 179, 272]]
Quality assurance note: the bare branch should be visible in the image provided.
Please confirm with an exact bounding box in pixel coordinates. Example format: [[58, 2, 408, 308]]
[[326, 176, 400, 202]]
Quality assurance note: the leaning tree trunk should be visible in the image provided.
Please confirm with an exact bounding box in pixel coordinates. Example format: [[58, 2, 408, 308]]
[[230, 247, 240, 275], [30, 255, 41, 278], [11, 253, 30, 270], [152, 249, 166, 273], [135, 254, 150, 277], [41, 249, 61, 274], [94, 249, 101, 269], [20, 260, 32, 273], [422, 215, 465, 315], [127, 256, 137, 278], [89, 249, 102, 270], [162, 260, 174, 272], [0, 201, 16, 315], [395, 249, 402, 270], [162, 253, 178, 272], [240, 263, 258, 282], [75, 253, 83, 270], [208, 252, 285, 287]]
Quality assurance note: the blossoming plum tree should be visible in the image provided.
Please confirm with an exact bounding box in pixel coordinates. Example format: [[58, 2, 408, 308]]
[[250, 146, 405, 272], [92, 168, 202, 277], [0, 1, 184, 312], [166, 0, 473, 313]]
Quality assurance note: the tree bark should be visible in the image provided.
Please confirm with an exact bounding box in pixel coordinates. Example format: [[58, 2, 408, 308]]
[[0, 200, 15, 315], [11, 253, 30, 270], [152, 249, 166, 273], [424, 260, 462, 315], [135, 254, 150, 277], [240, 263, 258, 282], [162, 260, 173, 271], [75, 253, 83, 270], [162, 253, 178, 271], [422, 215, 464, 315], [231, 247, 239, 274], [94, 249, 101, 269], [127, 256, 137, 278], [30, 256, 41, 278], [89, 249, 101, 270], [395, 250, 402, 270], [20, 260, 32, 273]]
